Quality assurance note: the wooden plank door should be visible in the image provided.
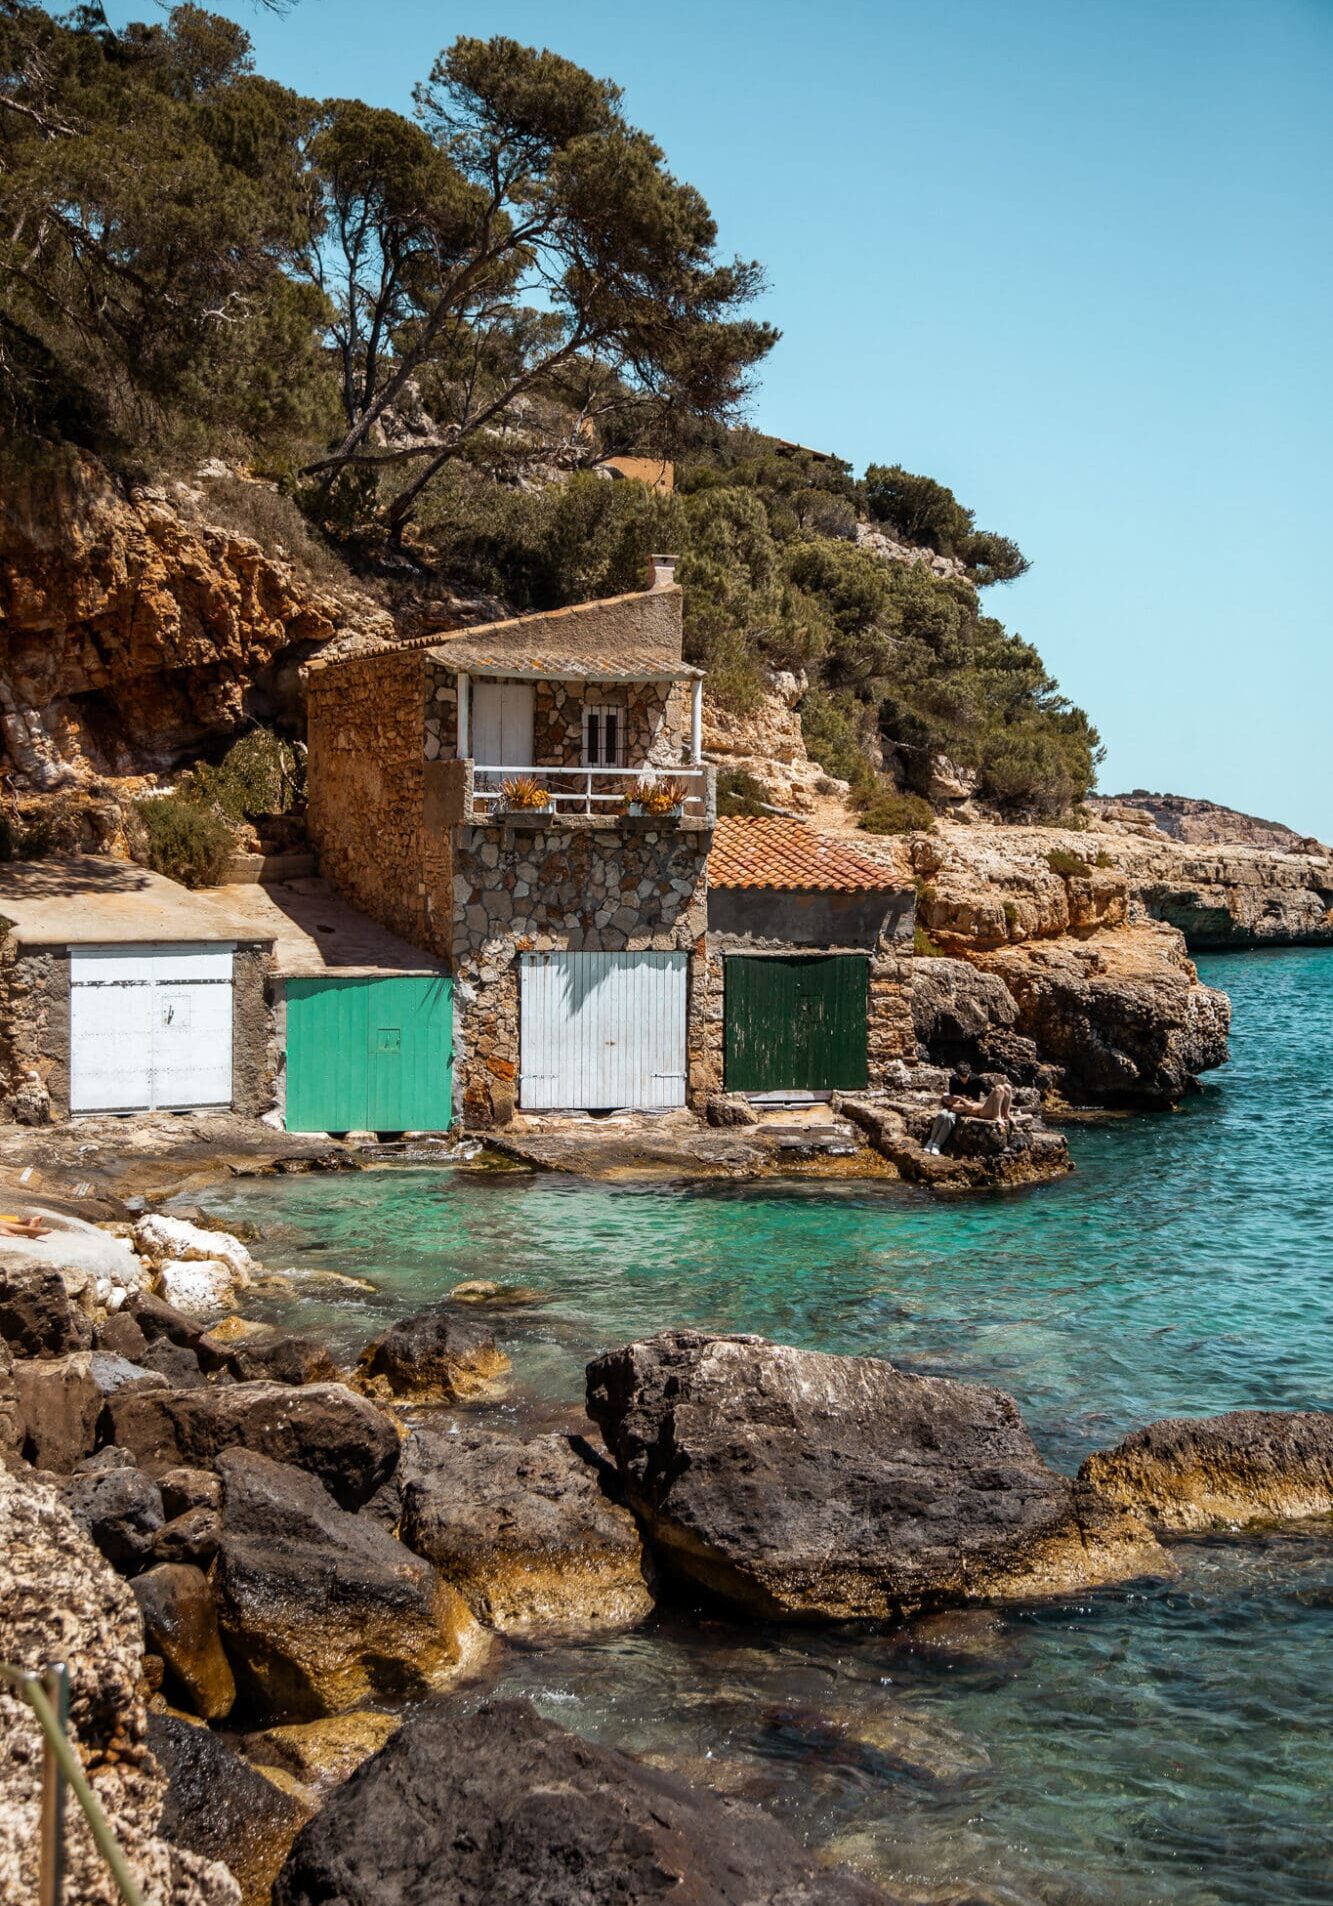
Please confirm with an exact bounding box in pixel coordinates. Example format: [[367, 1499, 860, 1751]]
[[285, 976, 453, 1133], [724, 954, 869, 1093], [519, 951, 687, 1110]]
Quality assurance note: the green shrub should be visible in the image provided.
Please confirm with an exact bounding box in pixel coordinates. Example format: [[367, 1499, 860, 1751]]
[[798, 687, 875, 789], [1094, 849, 1113, 868], [1046, 848, 1091, 879], [134, 794, 236, 889], [914, 923, 944, 957], [716, 771, 771, 817], [1002, 899, 1020, 932], [189, 729, 304, 824], [857, 788, 935, 835]]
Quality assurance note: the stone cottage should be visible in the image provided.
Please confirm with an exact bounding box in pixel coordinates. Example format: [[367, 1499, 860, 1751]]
[[304, 561, 717, 1127]]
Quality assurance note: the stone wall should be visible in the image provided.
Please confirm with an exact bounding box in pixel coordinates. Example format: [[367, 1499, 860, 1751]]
[[305, 647, 438, 952], [0, 939, 66, 1121], [531, 680, 689, 771], [450, 822, 709, 1125], [0, 939, 275, 1121]]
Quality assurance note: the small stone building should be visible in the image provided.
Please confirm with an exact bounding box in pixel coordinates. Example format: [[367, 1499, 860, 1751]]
[[305, 566, 717, 1127], [702, 817, 915, 1098], [0, 858, 276, 1122]]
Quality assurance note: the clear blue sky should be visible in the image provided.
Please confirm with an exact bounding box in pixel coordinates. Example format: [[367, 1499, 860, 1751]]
[[117, 0, 1333, 834]]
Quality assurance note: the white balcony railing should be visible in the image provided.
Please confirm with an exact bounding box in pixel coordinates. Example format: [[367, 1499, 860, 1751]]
[[469, 763, 712, 822]]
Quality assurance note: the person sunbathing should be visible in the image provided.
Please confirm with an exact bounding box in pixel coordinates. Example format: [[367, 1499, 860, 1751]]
[[0, 1213, 50, 1238], [924, 1072, 1013, 1154]]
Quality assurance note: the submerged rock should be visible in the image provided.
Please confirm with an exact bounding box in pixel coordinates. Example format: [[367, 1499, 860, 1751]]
[[0, 1464, 239, 1906], [272, 1699, 895, 1906], [214, 1449, 484, 1721], [354, 1302, 509, 1402], [106, 1378, 398, 1510], [399, 1427, 655, 1632], [150, 1711, 312, 1906], [587, 1331, 1170, 1620], [1080, 1410, 1333, 1531]]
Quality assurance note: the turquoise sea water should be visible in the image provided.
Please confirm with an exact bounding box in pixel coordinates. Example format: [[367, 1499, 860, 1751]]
[[208, 949, 1333, 1906]]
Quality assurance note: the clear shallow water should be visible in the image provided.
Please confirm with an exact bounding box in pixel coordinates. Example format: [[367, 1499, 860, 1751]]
[[208, 949, 1333, 1905]]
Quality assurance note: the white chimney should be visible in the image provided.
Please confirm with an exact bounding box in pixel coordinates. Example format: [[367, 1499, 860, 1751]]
[[648, 553, 678, 592]]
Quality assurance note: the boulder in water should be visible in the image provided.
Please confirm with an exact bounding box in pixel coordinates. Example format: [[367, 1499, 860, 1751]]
[[244, 1712, 402, 1795], [399, 1427, 654, 1632], [133, 1562, 236, 1720], [272, 1699, 894, 1906], [586, 1330, 1170, 1620], [1080, 1409, 1333, 1531], [150, 1710, 312, 1906], [354, 1302, 509, 1402], [214, 1449, 484, 1721]]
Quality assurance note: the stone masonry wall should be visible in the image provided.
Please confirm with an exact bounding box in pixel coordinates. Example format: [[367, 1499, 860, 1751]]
[[305, 647, 439, 952], [0, 940, 66, 1121], [451, 823, 709, 1125], [421, 664, 691, 778]]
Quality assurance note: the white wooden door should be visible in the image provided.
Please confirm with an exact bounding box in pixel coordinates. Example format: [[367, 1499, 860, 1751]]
[[520, 951, 687, 1110], [69, 944, 234, 1113], [472, 680, 535, 770]]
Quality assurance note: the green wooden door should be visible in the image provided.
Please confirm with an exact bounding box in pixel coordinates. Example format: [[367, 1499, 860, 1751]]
[[284, 976, 453, 1133], [724, 955, 869, 1093]]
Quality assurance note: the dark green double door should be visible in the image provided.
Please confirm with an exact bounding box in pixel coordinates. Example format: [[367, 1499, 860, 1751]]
[[724, 954, 869, 1094], [284, 975, 453, 1133]]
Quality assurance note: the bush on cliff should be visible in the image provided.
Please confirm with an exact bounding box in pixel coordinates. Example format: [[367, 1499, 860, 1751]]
[[133, 794, 235, 889], [857, 787, 935, 835]]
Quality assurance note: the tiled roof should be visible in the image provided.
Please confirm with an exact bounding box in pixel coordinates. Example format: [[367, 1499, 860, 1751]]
[[430, 641, 701, 682], [709, 816, 899, 893]]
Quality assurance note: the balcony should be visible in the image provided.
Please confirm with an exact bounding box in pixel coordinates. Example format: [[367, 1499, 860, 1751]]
[[423, 759, 715, 830]]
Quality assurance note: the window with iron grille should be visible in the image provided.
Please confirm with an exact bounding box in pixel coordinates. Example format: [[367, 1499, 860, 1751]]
[[583, 703, 624, 767]]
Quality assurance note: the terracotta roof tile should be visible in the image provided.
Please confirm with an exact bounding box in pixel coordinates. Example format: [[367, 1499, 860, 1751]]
[[709, 816, 899, 893]]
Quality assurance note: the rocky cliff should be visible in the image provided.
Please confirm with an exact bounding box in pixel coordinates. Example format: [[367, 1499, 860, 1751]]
[[0, 453, 392, 793], [1092, 790, 1327, 854]]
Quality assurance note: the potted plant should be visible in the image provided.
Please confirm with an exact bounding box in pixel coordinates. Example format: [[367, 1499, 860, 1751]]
[[496, 775, 552, 819], [621, 775, 690, 819]]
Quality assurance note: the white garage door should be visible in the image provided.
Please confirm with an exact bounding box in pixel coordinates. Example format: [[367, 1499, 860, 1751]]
[[70, 944, 235, 1114], [520, 951, 687, 1111]]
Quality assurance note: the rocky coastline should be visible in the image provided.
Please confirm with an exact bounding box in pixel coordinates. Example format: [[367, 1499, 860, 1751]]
[[3, 1205, 1331, 1904]]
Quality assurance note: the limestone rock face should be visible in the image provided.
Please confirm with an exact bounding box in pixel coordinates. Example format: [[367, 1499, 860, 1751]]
[[0, 1464, 239, 1906], [354, 1304, 509, 1403], [1091, 790, 1326, 854], [910, 958, 1018, 1046], [973, 925, 1232, 1106], [586, 1331, 1169, 1621], [701, 667, 842, 812], [399, 1428, 655, 1633], [106, 1379, 399, 1510], [1080, 1410, 1333, 1532], [0, 452, 389, 787], [272, 1699, 896, 1906], [214, 1450, 484, 1721], [150, 1711, 312, 1906]]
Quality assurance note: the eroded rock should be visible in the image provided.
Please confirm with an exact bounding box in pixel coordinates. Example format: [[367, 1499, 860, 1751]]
[[587, 1331, 1170, 1620], [106, 1379, 398, 1509], [0, 1257, 93, 1357], [1080, 1410, 1333, 1531], [61, 1463, 165, 1566], [150, 1711, 312, 1906], [399, 1427, 654, 1632], [272, 1699, 894, 1906], [0, 1464, 239, 1905], [354, 1303, 509, 1402], [134, 1562, 236, 1720], [244, 1712, 401, 1795], [214, 1449, 484, 1721]]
